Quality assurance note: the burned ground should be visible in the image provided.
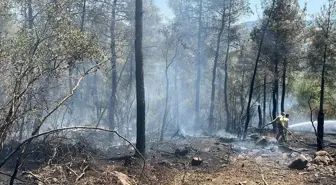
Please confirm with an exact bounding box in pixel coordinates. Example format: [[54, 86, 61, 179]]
[[1, 132, 336, 185]]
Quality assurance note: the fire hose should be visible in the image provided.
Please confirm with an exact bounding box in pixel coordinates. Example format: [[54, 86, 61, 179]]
[[260, 122, 316, 148]]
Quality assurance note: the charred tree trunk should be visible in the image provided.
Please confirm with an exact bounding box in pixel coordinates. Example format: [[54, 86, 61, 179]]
[[80, 0, 86, 32], [224, 0, 232, 132], [194, 0, 203, 127], [243, 32, 266, 139], [258, 104, 262, 129], [239, 58, 245, 131], [317, 61, 326, 151], [243, 0, 275, 140], [263, 75, 267, 127], [272, 58, 279, 133], [135, 0, 146, 155], [317, 4, 332, 151], [280, 57, 287, 113], [108, 0, 118, 141], [209, 3, 225, 134], [127, 51, 134, 140]]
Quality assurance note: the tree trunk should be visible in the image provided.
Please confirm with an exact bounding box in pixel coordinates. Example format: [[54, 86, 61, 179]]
[[243, 0, 275, 140], [19, 119, 24, 141], [160, 65, 169, 141], [174, 61, 179, 131], [317, 5, 331, 151], [317, 40, 328, 151], [28, 0, 42, 135], [224, 0, 232, 132], [108, 0, 117, 141], [80, 0, 86, 32], [243, 33, 265, 139], [127, 50, 134, 140], [272, 57, 279, 133], [239, 58, 245, 131], [209, 3, 225, 135], [258, 104, 262, 129], [194, 0, 203, 127], [280, 57, 287, 113], [318, 52, 326, 150], [135, 0, 146, 155], [263, 75, 267, 127], [93, 72, 99, 121]]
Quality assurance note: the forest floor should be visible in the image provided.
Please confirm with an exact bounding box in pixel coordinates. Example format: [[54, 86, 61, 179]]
[[1, 132, 336, 185]]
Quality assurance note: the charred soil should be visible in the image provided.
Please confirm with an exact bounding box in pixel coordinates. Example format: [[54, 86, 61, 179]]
[[1, 132, 336, 185]]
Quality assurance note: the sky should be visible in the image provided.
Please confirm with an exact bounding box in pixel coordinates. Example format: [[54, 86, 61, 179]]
[[154, 0, 329, 22]]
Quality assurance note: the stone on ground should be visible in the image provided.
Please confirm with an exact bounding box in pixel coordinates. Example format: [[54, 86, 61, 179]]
[[111, 171, 136, 185], [191, 156, 203, 166], [288, 155, 308, 170], [313, 151, 334, 165]]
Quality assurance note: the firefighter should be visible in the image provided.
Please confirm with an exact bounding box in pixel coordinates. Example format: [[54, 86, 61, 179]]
[[269, 112, 285, 142], [281, 113, 289, 142]]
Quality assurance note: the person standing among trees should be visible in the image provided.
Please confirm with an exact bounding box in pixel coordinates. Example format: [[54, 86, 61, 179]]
[[269, 112, 285, 142], [281, 113, 289, 142]]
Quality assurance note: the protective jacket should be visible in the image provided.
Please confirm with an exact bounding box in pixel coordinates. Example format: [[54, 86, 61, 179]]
[[270, 115, 283, 126]]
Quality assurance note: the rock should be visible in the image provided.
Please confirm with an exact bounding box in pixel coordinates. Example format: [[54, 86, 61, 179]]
[[237, 154, 244, 160], [111, 171, 136, 185], [282, 153, 289, 160], [299, 154, 308, 161], [237, 181, 247, 185], [314, 155, 332, 165], [52, 178, 58, 183], [315, 151, 330, 157], [255, 136, 278, 147], [290, 152, 300, 158], [288, 155, 308, 170], [304, 155, 313, 162], [255, 156, 263, 164], [307, 165, 315, 171], [203, 147, 210, 152], [191, 157, 203, 166], [256, 137, 268, 146]]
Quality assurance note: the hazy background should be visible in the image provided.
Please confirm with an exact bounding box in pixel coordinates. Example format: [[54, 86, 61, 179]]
[[154, 0, 328, 22]]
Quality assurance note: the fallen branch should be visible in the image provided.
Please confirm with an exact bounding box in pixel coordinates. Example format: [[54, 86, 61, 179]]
[[22, 171, 44, 183], [0, 127, 146, 176], [76, 164, 89, 182], [261, 174, 268, 185], [65, 165, 78, 176]]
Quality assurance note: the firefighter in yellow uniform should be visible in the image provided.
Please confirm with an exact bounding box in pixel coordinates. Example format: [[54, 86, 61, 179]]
[[281, 114, 289, 142], [270, 112, 284, 142]]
